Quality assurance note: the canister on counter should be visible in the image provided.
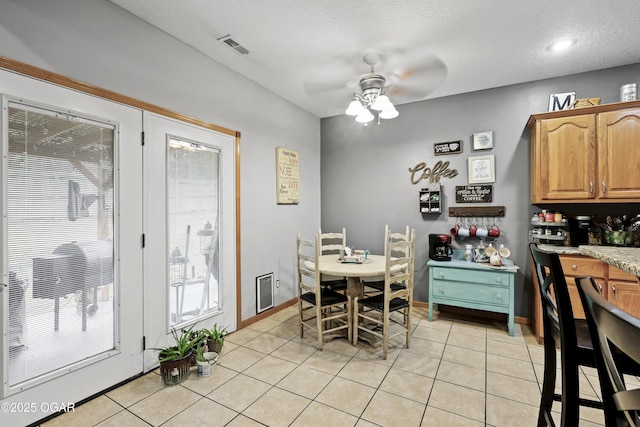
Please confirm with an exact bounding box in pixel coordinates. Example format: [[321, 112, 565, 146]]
[[554, 212, 562, 223], [621, 83, 637, 102]]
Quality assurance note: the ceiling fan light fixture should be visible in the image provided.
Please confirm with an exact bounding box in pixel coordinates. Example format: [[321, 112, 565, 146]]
[[346, 99, 365, 116], [347, 53, 399, 124], [355, 108, 374, 123]]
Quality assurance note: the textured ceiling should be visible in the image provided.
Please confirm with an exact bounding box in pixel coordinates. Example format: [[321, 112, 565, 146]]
[[109, 0, 640, 118]]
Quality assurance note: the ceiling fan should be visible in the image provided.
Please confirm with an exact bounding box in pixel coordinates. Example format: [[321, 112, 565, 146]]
[[303, 49, 448, 122]]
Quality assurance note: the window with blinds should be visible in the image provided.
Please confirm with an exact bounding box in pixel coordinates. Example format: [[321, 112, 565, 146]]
[[5, 101, 115, 386], [167, 138, 221, 326]]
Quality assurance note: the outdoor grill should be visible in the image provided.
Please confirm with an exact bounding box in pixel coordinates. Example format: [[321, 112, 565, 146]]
[[33, 239, 113, 331]]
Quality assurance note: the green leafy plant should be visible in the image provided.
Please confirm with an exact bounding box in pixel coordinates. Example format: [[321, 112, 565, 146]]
[[195, 344, 207, 362], [202, 324, 228, 349], [156, 325, 203, 362]]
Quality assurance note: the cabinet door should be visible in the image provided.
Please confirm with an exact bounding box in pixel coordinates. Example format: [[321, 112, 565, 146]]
[[608, 280, 640, 318], [566, 275, 605, 320], [598, 109, 640, 199], [537, 115, 596, 200]]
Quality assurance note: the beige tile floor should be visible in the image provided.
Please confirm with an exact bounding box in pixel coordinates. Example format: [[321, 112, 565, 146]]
[[40, 306, 618, 427]]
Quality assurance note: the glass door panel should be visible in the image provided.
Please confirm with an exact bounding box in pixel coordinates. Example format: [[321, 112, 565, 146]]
[[5, 101, 115, 386], [168, 137, 221, 326]]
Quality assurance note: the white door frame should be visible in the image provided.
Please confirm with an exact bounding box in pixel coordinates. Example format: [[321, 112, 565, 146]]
[[142, 112, 237, 372], [0, 68, 143, 426]]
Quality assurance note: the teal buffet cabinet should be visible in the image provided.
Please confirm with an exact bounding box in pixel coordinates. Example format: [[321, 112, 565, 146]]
[[428, 259, 518, 336]]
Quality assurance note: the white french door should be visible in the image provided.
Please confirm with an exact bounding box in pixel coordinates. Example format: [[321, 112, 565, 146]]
[[143, 113, 236, 372], [0, 69, 143, 426]]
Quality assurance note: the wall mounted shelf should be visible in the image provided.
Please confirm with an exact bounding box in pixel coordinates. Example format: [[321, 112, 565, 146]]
[[448, 206, 505, 217]]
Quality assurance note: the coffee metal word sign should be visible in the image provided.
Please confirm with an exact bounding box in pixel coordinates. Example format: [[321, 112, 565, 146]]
[[409, 160, 458, 185], [455, 185, 493, 203], [434, 140, 462, 155]]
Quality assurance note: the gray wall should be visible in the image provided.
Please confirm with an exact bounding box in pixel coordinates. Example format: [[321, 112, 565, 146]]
[[0, 0, 321, 322], [2, 0, 640, 322], [321, 63, 640, 319]]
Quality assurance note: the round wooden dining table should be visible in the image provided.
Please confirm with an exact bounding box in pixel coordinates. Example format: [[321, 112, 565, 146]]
[[317, 254, 386, 299]]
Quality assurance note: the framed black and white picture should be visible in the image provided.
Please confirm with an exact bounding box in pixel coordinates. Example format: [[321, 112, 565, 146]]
[[472, 131, 493, 151], [468, 155, 495, 184]]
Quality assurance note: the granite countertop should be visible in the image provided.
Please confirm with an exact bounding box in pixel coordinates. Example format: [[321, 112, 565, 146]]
[[537, 244, 580, 255], [578, 245, 640, 277]]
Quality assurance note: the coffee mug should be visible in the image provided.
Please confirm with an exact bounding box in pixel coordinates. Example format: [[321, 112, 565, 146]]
[[488, 224, 500, 238], [476, 225, 488, 237], [469, 224, 477, 237], [498, 246, 511, 258], [485, 245, 497, 257], [450, 224, 460, 236], [458, 226, 470, 237]]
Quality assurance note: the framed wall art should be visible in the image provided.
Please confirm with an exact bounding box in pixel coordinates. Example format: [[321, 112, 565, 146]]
[[472, 131, 493, 150], [276, 147, 299, 204], [468, 154, 495, 184]]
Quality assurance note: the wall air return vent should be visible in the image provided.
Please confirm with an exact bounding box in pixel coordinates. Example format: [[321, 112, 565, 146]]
[[217, 35, 249, 55]]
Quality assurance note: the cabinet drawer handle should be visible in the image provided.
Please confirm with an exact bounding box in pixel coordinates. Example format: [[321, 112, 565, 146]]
[[602, 181, 607, 194], [572, 265, 577, 270], [438, 289, 444, 294], [439, 272, 444, 277], [598, 283, 603, 294], [589, 181, 594, 196], [495, 278, 502, 283], [612, 284, 617, 300], [497, 294, 502, 300]]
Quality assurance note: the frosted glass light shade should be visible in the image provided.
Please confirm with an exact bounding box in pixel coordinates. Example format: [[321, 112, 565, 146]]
[[355, 108, 374, 123], [371, 94, 391, 111], [379, 106, 399, 119], [345, 100, 365, 116]]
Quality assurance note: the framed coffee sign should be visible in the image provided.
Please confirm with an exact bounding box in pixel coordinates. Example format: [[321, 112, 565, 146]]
[[433, 140, 462, 155], [455, 185, 493, 203]]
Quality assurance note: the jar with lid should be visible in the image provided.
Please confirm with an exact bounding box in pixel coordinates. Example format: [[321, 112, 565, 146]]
[[465, 244, 474, 262], [545, 211, 555, 222]]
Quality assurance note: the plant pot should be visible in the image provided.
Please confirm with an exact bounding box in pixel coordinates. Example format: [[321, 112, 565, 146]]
[[196, 352, 218, 377], [159, 352, 192, 385], [207, 338, 224, 354]]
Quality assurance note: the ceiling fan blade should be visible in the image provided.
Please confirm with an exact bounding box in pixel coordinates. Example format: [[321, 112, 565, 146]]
[[383, 51, 448, 98]]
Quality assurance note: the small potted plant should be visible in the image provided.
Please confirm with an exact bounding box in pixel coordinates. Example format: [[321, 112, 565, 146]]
[[155, 325, 201, 385], [195, 345, 218, 377], [202, 323, 228, 354], [188, 328, 206, 366]]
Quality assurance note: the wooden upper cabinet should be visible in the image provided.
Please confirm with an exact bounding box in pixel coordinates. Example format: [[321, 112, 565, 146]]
[[598, 108, 640, 199], [536, 115, 596, 201], [528, 101, 640, 203]]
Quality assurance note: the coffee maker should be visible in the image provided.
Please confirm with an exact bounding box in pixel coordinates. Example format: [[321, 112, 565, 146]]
[[429, 234, 453, 261], [569, 215, 591, 246]]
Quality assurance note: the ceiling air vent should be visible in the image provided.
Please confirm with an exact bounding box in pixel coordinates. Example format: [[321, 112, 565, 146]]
[[217, 35, 249, 55]]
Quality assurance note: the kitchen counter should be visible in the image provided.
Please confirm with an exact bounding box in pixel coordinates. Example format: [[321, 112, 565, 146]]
[[578, 245, 640, 277], [537, 244, 580, 255]]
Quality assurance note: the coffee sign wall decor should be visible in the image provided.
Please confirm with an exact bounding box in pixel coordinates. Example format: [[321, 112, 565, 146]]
[[434, 140, 462, 155], [455, 185, 493, 203]]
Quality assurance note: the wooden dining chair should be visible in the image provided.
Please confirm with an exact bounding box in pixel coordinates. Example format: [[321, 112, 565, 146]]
[[318, 227, 348, 292], [577, 276, 640, 427], [529, 243, 602, 426], [353, 227, 415, 359], [297, 232, 351, 350], [363, 224, 410, 294]]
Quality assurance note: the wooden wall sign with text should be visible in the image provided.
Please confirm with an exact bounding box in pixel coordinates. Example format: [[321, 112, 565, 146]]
[[455, 185, 493, 203], [276, 147, 299, 204], [434, 140, 462, 155]]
